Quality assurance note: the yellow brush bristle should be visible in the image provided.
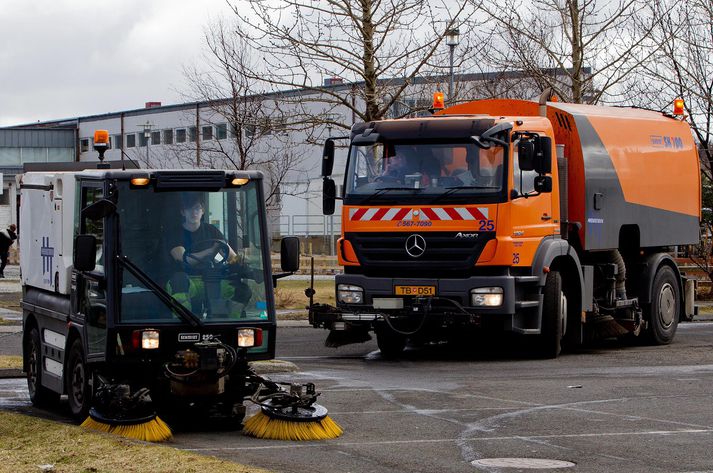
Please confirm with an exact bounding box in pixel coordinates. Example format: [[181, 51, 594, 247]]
[[81, 415, 173, 442], [243, 411, 343, 441]]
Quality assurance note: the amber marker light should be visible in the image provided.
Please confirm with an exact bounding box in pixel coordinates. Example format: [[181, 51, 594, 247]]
[[130, 177, 150, 186], [673, 98, 685, 116], [231, 177, 249, 186], [432, 91, 445, 110]]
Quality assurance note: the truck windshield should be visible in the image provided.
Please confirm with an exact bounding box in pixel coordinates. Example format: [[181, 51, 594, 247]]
[[115, 181, 270, 324], [344, 142, 505, 204]]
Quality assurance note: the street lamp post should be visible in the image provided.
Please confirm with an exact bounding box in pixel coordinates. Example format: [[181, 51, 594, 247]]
[[446, 28, 460, 102], [140, 121, 153, 167]]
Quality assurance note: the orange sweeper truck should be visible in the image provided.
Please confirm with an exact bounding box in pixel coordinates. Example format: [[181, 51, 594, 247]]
[[310, 93, 700, 358]]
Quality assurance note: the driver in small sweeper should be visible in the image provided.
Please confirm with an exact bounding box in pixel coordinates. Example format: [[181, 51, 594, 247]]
[[166, 193, 251, 316]]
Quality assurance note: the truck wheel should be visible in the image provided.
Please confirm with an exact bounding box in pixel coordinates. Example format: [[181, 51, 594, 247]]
[[535, 271, 565, 358], [66, 339, 92, 420], [27, 328, 60, 406], [643, 265, 679, 345], [376, 328, 407, 359]]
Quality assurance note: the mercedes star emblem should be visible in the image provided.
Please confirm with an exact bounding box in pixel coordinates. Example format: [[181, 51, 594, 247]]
[[405, 234, 426, 258]]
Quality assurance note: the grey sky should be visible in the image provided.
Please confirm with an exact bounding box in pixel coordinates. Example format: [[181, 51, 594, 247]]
[[0, 0, 231, 126]]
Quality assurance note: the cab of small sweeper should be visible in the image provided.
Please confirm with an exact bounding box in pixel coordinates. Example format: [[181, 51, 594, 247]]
[[68, 134, 301, 366]]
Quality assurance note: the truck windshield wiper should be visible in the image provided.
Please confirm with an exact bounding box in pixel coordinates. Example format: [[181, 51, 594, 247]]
[[117, 255, 203, 327], [431, 185, 500, 204], [361, 186, 423, 204]]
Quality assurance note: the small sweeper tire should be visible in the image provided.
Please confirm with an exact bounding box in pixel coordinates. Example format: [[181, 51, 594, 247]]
[[66, 339, 92, 420], [27, 327, 60, 407]]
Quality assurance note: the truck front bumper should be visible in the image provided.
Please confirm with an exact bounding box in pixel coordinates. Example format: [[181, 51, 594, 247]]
[[310, 273, 544, 335]]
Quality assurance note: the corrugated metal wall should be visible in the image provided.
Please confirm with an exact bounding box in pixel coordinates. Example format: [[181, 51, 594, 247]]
[[0, 129, 75, 148]]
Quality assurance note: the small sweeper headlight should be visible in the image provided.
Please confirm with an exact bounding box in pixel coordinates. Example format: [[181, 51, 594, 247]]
[[470, 287, 503, 307], [337, 284, 364, 304], [132, 329, 160, 350], [237, 328, 263, 348]]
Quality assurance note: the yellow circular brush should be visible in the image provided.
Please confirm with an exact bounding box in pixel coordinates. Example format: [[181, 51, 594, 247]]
[[82, 408, 173, 442], [243, 401, 342, 441]]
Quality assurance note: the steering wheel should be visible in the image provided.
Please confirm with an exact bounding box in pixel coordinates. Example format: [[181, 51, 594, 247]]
[[375, 174, 400, 184], [185, 238, 232, 270]]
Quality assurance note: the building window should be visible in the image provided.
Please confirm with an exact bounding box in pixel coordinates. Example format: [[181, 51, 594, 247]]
[[80, 139, 90, 152], [202, 126, 213, 141], [0, 193, 8, 205], [126, 134, 136, 148], [163, 129, 174, 145], [139, 133, 148, 147], [244, 124, 256, 138], [189, 127, 197, 142], [176, 129, 186, 143], [113, 134, 122, 150], [151, 131, 161, 145], [216, 123, 227, 140]]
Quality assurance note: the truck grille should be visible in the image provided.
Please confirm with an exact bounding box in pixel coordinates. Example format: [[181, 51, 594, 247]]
[[346, 232, 495, 271]]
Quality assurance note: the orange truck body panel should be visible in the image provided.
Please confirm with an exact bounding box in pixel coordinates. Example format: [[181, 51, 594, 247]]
[[442, 99, 701, 250]]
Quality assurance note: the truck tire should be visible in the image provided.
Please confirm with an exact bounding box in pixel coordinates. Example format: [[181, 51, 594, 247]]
[[643, 265, 679, 345], [376, 328, 407, 359], [66, 339, 92, 420], [27, 328, 60, 406], [534, 271, 565, 358]]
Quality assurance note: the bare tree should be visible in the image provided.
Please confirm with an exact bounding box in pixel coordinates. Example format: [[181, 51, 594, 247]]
[[475, 0, 657, 104], [228, 0, 476, 130], [625, 0, 713, 287], [178, 19, 306, 208], [628, 0, 712, 171]]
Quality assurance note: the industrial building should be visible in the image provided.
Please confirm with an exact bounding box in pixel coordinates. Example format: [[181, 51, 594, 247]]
[[1, 69, 587, 249]]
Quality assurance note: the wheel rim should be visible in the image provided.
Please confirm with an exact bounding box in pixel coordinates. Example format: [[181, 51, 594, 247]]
[[658, 283, 676, 329], [70, 360, 85, 408]]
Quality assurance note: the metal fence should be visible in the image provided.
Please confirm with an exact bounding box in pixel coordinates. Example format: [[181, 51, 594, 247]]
[[270, 214, 341, 255]]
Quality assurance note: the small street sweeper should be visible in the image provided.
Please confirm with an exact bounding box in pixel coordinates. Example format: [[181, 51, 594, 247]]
[[20, 131, 341, 441]]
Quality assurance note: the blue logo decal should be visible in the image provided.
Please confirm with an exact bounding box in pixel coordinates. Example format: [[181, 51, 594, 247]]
[[41, 237, 54, 274], [650, 135, 684, 149]]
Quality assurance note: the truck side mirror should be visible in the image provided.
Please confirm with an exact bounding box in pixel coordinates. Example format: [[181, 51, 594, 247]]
[[323, 178, 336, 215], [280, 237, 300, 272], [74, 234, 97, 272], [322, 139, 335, 177], [534, 175, 553, 193], [517, 140, 535, 171], [534, 136, 552, 174]]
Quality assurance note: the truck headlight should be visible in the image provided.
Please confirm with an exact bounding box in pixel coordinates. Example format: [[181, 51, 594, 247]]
[[337, 284, 364, 304], [141, 330, 160, 349], [237, 328, 263, 348], [470, 287, 503, 307]]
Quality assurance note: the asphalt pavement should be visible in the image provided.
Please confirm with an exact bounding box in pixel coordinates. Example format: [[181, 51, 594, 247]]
[[5, 269, 713, 472]]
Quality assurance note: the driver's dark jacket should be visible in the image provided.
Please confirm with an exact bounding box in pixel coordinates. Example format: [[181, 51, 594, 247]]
[[167, 222, 224, 274]]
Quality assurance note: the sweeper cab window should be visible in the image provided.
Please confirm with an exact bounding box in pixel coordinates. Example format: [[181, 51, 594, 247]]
[[115, 181, 269, 324]]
